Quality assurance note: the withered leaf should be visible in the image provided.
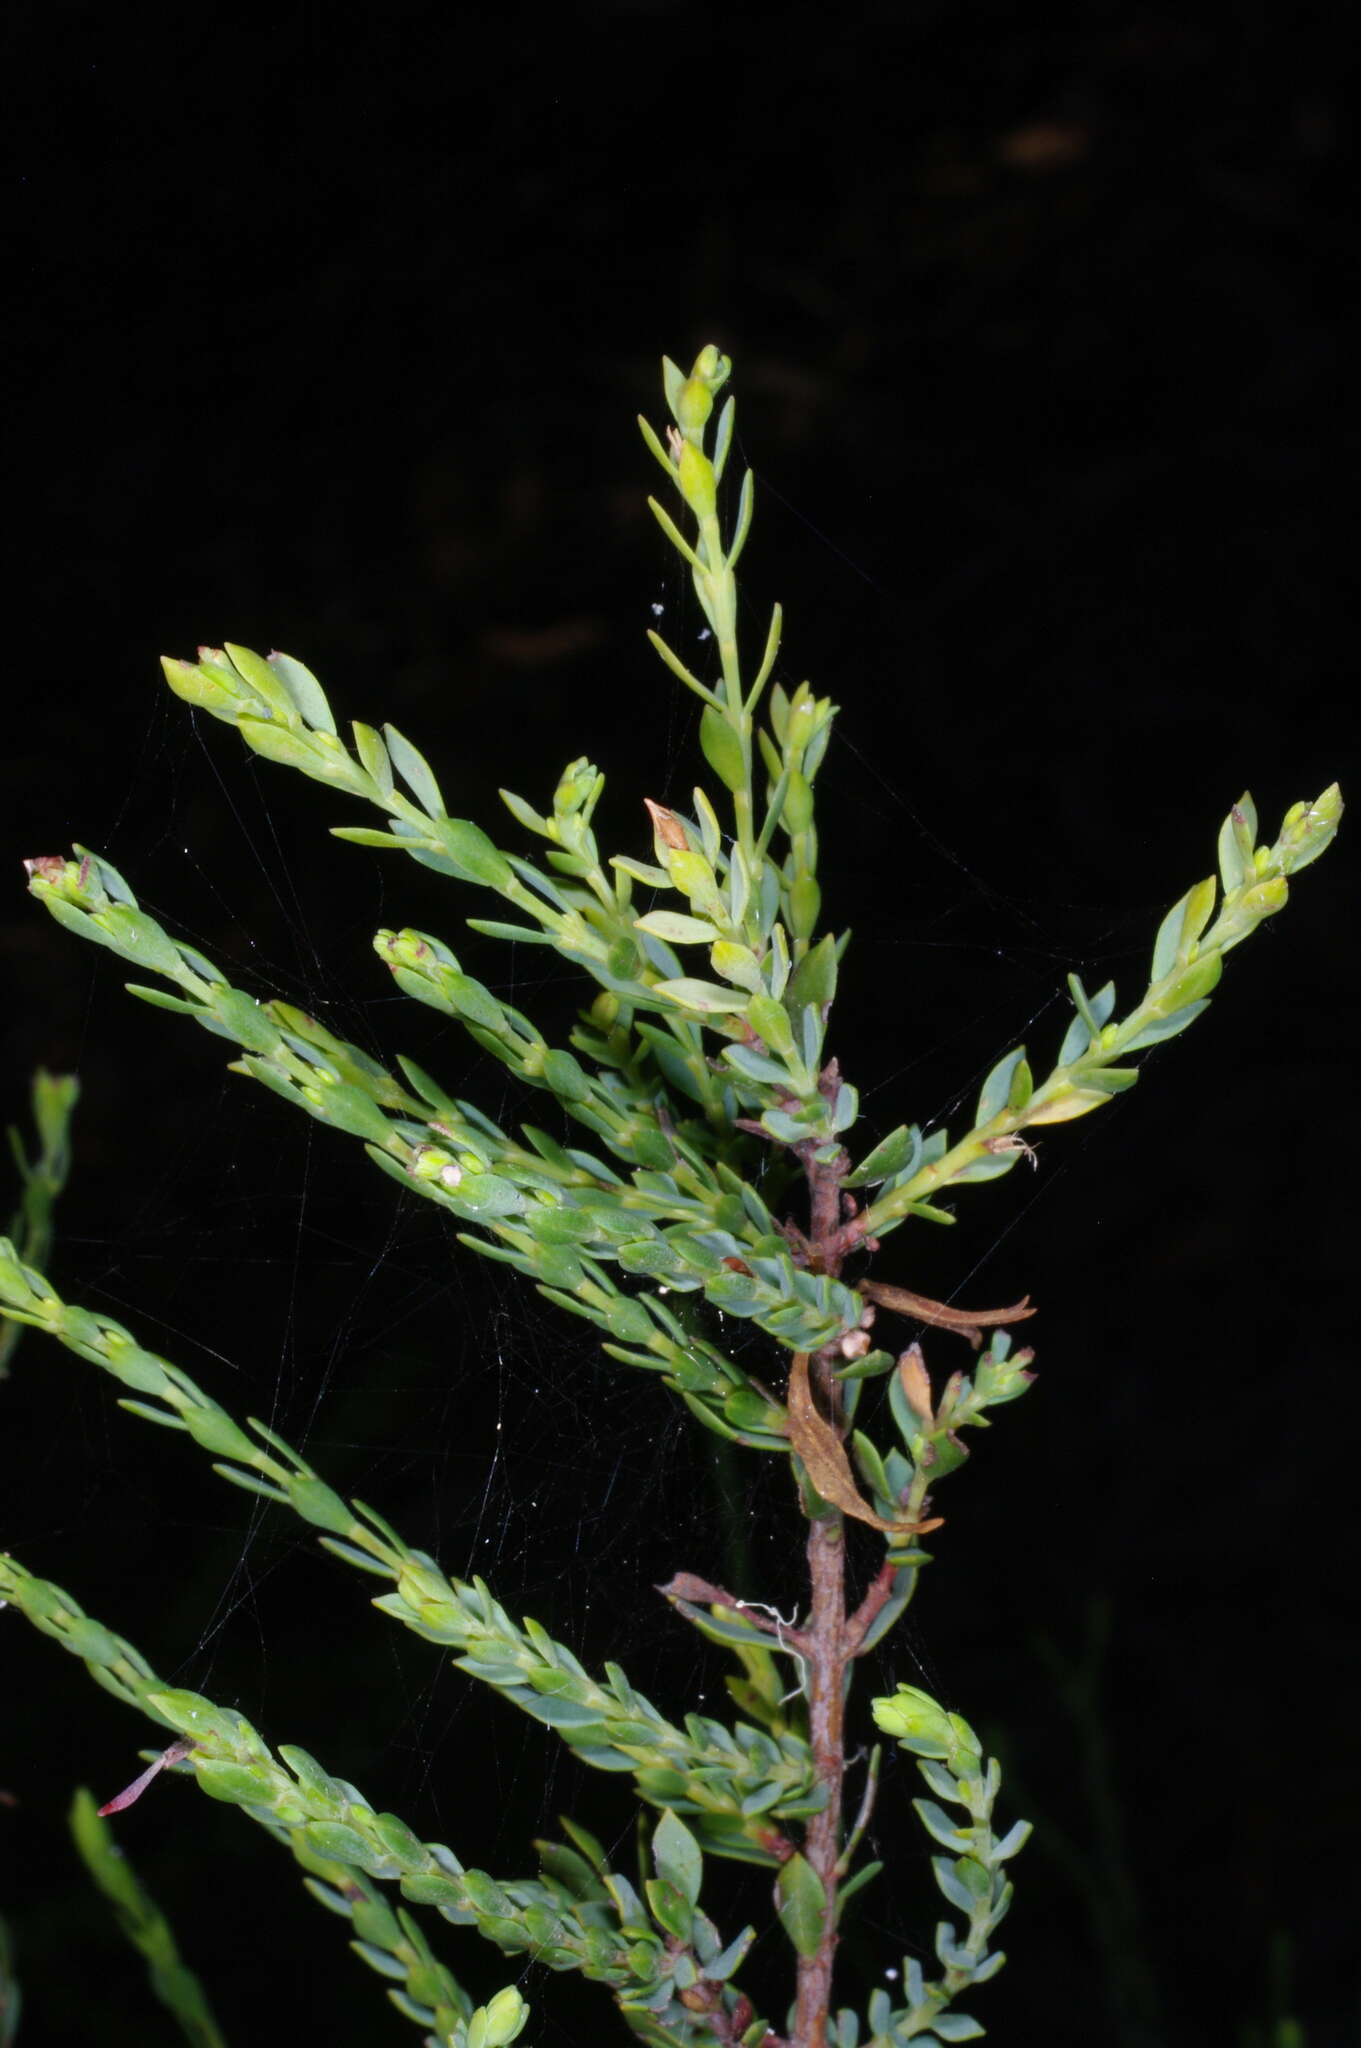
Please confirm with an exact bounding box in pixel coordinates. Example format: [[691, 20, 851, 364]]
[[897, 1343, 934, 1426], [644, 798, 688, 850], [785, 1353, 942, 1537], [860, 1280, 1036, 1349]]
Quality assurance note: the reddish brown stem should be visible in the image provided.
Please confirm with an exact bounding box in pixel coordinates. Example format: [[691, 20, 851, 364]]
[[791, 1510, 848, 2048], [786, 1096, 857, 2048], [845, 1555, 900, 1657]]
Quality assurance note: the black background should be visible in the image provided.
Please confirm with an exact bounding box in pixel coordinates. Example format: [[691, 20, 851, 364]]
[[3, 5, 1356, 2045]]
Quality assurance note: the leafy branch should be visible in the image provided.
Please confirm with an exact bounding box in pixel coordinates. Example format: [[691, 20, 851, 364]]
[[1, 1549, 764, 2047], [8, 345, 1341, 2045]]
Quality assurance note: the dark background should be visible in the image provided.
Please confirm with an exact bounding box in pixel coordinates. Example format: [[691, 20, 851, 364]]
[[3, 5, 1355, 2044]]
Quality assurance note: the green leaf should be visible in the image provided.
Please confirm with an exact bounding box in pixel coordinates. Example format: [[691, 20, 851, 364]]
[[662, 355, 686, 422], [466, 919, 554, 945], [124, 984, 200, 1018], [933, 2014, 986, 2040], [264, 650, 337, 733], [447, 1173, 523, 1219], [786, 933, 838, 1011], [644, 1876, 693, 1943], [975, 1047, 1027, 1126], [223, 643, 302, 725], [1218, 793, 1258, 891], [1176, 875, 1218, 962], [699, 707, 747, 793], [536, 1049, 588, 1102], [845, 1124, 920, 1188], [652, 1810, 703, 1907], [351, 722, 394, 798], [301, 1820, 379, 1866], [383, 724, 446, 816], [652, 978, 748, 1014], [433, 819, 513, 889], [1151, 887, 1195, 980], [633, 912, 722, 945], [1120, 999, 1211, 1052], [1066, 974, 1116, 1040], [913, 1798, 971, 1852], [775, 1852, 826, 1959], [835, 1859, 883, 1920], [746, 992, 795, 1055], [329, 826, 411, 848], [1081, 1066, 1139, 1095]]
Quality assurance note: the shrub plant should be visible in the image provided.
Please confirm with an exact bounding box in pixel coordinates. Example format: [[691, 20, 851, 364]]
[[0, 345, 1340, 2046]]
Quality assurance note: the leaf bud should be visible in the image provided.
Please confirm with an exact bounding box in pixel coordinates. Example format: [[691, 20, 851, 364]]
[[411, 1146, 463, 1189], [468, 1987, 530, 2048], [1238, 876, 1289, 923], [676, 439, 716, 521], [788, 873, 822, 943], [784, 689, 819, 756], [24, 855, 98, 909], [870, 1683, 957, 1757], [1155, 951, 1223, 1011], [782, 770, 814, 835], [675, 377, 714, 436], [395, 1557, 455, 1624], [687, 344, 731, 401], [553, 758, 599, 818], [1277, 782, 1343, 874]]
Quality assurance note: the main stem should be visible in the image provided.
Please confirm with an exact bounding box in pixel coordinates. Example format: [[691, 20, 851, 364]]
[[792, 1500, 847, 2047], [791, 1123, 854, 2048]]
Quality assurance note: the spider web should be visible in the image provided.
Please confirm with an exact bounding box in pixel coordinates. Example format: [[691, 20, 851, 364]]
[[6, 491, 1154, 2043]]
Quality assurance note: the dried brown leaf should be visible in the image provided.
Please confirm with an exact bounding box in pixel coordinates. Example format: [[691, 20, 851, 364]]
[[786, 1353, 941, 1536], [897, 1343, 934, 1426]]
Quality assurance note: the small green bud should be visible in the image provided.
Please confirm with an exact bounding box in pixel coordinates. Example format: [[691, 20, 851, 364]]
[[1278, 782, 1343, 874], [590, 990, 620, 1029], [676, 440, 716, 521], [24, 855, 102, 909], [676, 377, 714, 436], [690, 343, 731, 394], [411, 1146, 463, 1189], [554, 757, 599, 818], [1156, 951, 1223, 1010], [871, 1682, 957, 1758], [784, 688, 819, 755], [468, 1986, 529, 2048], [782, 771, 814, 835], [1239, 875, 1290, 922], [395, 1557, 454, 1622]]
